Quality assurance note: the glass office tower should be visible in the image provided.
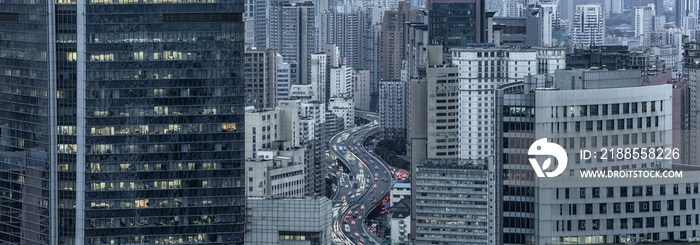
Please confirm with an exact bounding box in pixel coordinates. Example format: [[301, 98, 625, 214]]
[[1, 0, 246, 244]]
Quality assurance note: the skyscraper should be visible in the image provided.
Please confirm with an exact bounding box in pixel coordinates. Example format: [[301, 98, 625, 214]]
[[0, 1, 246, 244], [427, 0, 486, 48], [684, 36, 700, 165], [318, 10, 361, 68], [379, 80, 407, 147], [634, 4, 656, 39], [494, 70, 697, 244], [408, 45, 462, 239], [269, 1, 316, 85], [452, 46, 565, 159], [572, 5, 605, 47], [379, 1, 410, 81]]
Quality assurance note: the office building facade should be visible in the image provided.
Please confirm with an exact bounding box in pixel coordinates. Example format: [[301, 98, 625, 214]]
[[0, 1, 246, 244], [413, 158, 495, 245], [427, 0, 486, 48], [494, 70, 688, 244]]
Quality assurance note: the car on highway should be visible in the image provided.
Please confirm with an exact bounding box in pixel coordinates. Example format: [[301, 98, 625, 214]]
[[343, 216, 349, 223], [354, 233, 360, 238], [362, 159, 367, 163], [370, 195, 375, 201], [374, 166, 379, 170], [382, 178, 387, 182], [354, 211, 359, 217], [360, 204, 365, 210], [372, 184, 377, 189], [374, 177, 378, 181], [351, 220, 356, 226]]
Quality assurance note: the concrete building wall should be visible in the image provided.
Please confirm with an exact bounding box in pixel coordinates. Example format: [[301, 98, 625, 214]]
[[245, 197, 332, 244], [353, 69, 371, 111], [245, 45, 278, 109]]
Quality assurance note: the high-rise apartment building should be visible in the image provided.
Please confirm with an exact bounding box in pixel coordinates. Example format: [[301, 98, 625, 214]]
[[359, 6, 390, 111], [379, 80, 407, 146], [379, 1, 410, 81], [572, 5, 605, 48], [245, 44, 278, 109], [329, 97, 355, 130], [269, 1, 315, 85], [677, 0, 699, 28], [493, 70, 700, 244], [245, 0, 269, 48], [353, 69, 372, 111], [540, 2, 559, 46], [244, 107, 301, 159], [408, 45, 461, 239], [452, 46, 565, 159], [278, 100, 328, 196], [0, 1, 246, 244], [318, 11, 361, 68], [405, 9, 429, 79], [276, 59, 297, 101], [501, 0, 524, 17], [310, 53, 329, 103], [330, 65, 353, 98], [634, 4, 656, 39], [684, 36, 700, 165]]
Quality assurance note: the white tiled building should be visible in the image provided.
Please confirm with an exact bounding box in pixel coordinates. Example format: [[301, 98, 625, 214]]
[[453, 47, 564, 159]]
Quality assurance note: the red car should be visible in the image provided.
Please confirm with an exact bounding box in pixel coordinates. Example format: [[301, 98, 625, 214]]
[[354, 232, 360, 237], [374, 166, 379, 170], [373, 184, 377, 189], [351, 220, 356, 225], [363, 159, 367, 163]]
